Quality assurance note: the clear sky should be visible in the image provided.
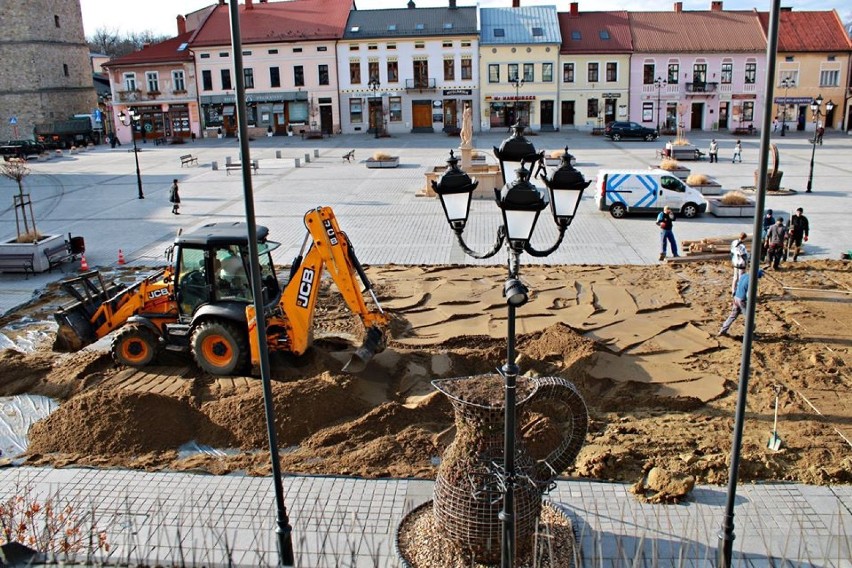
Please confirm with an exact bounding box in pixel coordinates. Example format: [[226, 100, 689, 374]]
[[79, 0, 850, 38]]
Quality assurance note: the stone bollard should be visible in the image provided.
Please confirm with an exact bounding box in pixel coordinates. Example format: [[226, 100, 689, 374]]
[[212, 161, 219, 170], [313, 149, 319, 158], [304, 153, 311, 163], [294, 158, 301, 168], [225, 156, 232, 165], [275, 150, 282, 159]]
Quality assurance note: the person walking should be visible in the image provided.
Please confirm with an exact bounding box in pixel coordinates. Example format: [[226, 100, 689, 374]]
[[656, 206, 679, 261], [732, 140, 742, 163], [772, 117, 778, 132], [708, 139, 719, 163], [730, 232, 749, 296], [719, 268, 764, 337], [765, 217, 787, 269], [169, 179, 181, 215], [760, 209, 774, 261], [788, 207, 810, 261], [816, 125, 825, 145]]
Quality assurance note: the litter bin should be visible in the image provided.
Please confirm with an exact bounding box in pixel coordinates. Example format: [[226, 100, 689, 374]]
[[69, 236, 85, 255]]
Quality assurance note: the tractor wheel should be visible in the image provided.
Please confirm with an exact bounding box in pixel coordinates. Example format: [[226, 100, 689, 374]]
[[191, 320, 248, 376], [112, 325, 159, 367]]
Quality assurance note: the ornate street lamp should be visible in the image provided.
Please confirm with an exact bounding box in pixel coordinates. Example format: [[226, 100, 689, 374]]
[[432, 137, 589, 568], [654, 76, 667, 134], [779, 77, 794, 137], [118, 109, 144, 199], [509, 75, 525, 128], [368, 76, 381, 139], [805, 94, 834, 193]]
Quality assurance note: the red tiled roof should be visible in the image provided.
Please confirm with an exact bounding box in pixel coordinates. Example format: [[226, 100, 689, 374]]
[[190, 0, 353, 47], [558, 11, 632, 54], [757, 10, 852, 52], [629, 11, 766, 53], [104, 32, 194, 67]]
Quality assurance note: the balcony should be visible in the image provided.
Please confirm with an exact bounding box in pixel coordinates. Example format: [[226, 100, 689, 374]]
[[685, 82, 718, 94], [116, 90, 141, 102], [405, 78, 436, 91]]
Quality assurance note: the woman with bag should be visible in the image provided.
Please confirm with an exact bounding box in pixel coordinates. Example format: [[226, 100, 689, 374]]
[[169, 179, 181, 215]]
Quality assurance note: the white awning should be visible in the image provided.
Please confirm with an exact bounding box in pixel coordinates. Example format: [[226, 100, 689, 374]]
[[222, 105, 235, 116]]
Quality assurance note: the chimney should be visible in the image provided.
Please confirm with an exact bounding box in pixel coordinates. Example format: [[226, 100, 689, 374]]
[[245, 0, 253, 8], [407, 0, 415, 8], [449, 0, 456, 8], [570, 2, 579, 18], [218, 0, 225, 5], [512, 0, 520, 7], [673, 2, 682, 12], [176, 15, 186, 35], [710, 1, 722, 11]]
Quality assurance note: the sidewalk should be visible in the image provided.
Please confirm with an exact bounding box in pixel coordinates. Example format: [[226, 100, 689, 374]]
[[1, 467, 849, 567]]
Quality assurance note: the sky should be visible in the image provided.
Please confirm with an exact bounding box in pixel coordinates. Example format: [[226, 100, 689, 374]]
[[79, 0, 850, 38]]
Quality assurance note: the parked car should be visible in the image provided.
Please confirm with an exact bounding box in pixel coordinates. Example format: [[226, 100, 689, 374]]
[[1, 139, 45, 160], [594, 169, 707, 218], [604, 121, 658, 142]]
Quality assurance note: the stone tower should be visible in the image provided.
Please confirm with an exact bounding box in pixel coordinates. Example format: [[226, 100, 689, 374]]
[[0, 0, 96, 141]]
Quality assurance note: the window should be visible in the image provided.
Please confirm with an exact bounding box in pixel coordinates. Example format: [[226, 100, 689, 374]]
[[588, 62, 599, 83], [350, 44, 359, 51], [268, 49, 278, 54], [242, 50, 252, 55], [819, 70, 839, 87], [643, 63, 655, 85], [244, 68, 254, 89], [294, 65, 304, 87], [667, 63, 679, 84], [270, 66, 280, 88], [444, 59, 454, 81], [488, 64, 500, 83], [366, 61, 378, 83], [721, 62, 733, 84], [827, 55, 835, 61], [523, 63, 534, 82], [202, 70, 212, 91], [221, 69, 232, 90], [54, 15, 60, 27], [642, 101, 654, 123], [387, 43, 396, 50], [692, 63, 707, 84], [443, 23, 453, 30], [349, 98, 363, 123], [387, 60, 398, 83], [742, 101, 754, 122], [172, 70, 185, 91], [461, 41, 471, 48], [318, 64, 329, 86], [415, 42, 425, 49], [606, 62, 617, 82], [494, 28, 505, 38], [415, 23, 424, 30], [600, 30, 610, 40], [368, 44, 378, 51], [124, 72, 137, 91], [146, 71, 159, 92], [350, 61, 361, 84], [388, 24, 397, 31], [389, 96, 402, 122], [443, 41, 453, 48], [292, 48, 301, 53], [317, 46, 327, 52], [778, 70, 797, 86], [784, 55, 794, 62], [200, 53, 210, 59], [532, 27, 543, 36], [219, 52, 228, 57], [461, 57, 472, 80], [744, 61, 756, 84], [571, 31, 581, 40], [587, 98, 599, 118], [542, 62, 553, 82], [508, 63, 519, 81], [62, 63, 69, 77], [563, 62, 574, 83]]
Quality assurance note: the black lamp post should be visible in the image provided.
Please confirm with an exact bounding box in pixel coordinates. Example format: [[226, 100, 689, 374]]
[[779, 77, 793, 136], [368, 76, 381, 139], [509, 75, 525, 128], [654, 76, 667, 134], [805, 94, 834, 193], [432, 141, 589, 568], [118, 109, 144, 199]]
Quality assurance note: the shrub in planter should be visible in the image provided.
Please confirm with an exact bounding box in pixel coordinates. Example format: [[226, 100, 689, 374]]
[[660, 158, 680, 171], [373, 151, 393, 161], [0, 159, 41, 242], [686, 174, 711, 185], [720, 191, 750, 205]]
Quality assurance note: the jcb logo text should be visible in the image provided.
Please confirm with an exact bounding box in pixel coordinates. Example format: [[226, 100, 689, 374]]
[[296, 268, 315, 307]]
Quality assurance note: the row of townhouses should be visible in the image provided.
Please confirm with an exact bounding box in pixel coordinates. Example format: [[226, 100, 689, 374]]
[[103, 0, 852, 144]]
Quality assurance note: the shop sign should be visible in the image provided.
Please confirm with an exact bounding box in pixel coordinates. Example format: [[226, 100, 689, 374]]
[[732, 94, 757, 100], [601, 93, 621, 98], [443, 89, 472, 96], [491, 95, 536, 101], [774, 96, 813, 105]]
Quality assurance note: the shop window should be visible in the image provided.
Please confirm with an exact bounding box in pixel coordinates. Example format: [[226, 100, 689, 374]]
[[389, 97, 402, 122], [742, 101, 754, 122], [642, 102, 654, 123], [350, 98, 363, 123]]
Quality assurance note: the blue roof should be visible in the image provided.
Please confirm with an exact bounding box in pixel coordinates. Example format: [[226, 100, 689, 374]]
[[480, 6, 561, 45]]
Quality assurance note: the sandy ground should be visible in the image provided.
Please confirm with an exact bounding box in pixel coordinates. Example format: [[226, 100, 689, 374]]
[[0, 260, 850, 486]]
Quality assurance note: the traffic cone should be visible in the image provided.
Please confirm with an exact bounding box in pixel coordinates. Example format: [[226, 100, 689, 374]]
[[80, 255, 89, 271], [118, 249, 126, 265]]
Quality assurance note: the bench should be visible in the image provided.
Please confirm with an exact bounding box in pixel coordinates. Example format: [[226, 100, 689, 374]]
[[180, 154, 198, 167], [301, 130, 324, 140], [44, 239, 75, 272], [225, 160, 259, 175], [154, 136, 168, 146], [343, 149, 355, 163], [0, 252, 35, 278], [733, 126, 757, 136]]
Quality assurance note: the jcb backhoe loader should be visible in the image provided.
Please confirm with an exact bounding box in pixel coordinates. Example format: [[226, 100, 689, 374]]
[[53, 207, 388, 375]]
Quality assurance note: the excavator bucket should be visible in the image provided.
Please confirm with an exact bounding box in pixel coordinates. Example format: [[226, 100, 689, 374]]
[[342, 326, 385, 374], [52, 271, 124, 352]]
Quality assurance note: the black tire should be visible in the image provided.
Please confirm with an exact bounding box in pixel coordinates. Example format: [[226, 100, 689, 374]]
[[609, 203, 627, 218], [645, 133, 656, 141], [112, 324, 159, 367], [191, 320, 248, 376], [681, 202, 699, 219], [612, 133, 622, 141]]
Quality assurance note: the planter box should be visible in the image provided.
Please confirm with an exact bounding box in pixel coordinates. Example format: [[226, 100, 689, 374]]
[[666, 144, 702, 161], [0, 234, 65, 273], [689, 178, 724, 195], [545, 155, 576, 167], [652, 164, 691, 180], [707, 197, 756, 218], [366, 157, 399, 169]]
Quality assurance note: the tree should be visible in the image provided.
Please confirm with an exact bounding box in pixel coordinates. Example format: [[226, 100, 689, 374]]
[[0, 159, 39, 242], [87, 29, 169, 58]]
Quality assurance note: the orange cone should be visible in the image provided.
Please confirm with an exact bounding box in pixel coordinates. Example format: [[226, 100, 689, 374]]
[[80, 255, 89, 271], [118, 249, 126, 265]]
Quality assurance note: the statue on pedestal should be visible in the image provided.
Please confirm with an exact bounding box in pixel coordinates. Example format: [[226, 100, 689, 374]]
[[460, 103, 473, 148]]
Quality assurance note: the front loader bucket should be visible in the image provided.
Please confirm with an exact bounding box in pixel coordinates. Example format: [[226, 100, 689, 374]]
[[342, 326, 385, 374], [52, 271, 125, 352]]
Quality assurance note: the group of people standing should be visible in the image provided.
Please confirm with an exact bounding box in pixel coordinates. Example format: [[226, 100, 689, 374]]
[[707, 139, 742, 163]]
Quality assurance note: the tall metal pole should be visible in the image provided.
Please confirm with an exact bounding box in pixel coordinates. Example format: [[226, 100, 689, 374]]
[[806, 120, 817, 192], [655, 77, 664, 134], [228, 2, 294, 565], [780, 80, 789, 136], [499, 280, 518, 568], [131, 122, 144, 199], [717, 0, 780, 566]]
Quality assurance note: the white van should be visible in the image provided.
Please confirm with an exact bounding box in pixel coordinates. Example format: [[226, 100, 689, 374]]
[[595, 169, 708, 219]]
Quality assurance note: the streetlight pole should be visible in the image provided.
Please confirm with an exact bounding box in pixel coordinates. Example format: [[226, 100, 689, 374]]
[[805, 94, 834, 193], [118, 109, 144, 199], [368, 77, 381, 139], [654, 77, 667, 134], [779, 77, 793, 136], [509, 75, 525, 128]]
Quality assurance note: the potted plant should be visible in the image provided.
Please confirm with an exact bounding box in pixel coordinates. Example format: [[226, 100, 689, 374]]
[[656, 157, 690, 180], [544, 149, 576, 167], [365, 151, 399, 169], [686, 173, 723, 196], [706, 190, 756, 217]]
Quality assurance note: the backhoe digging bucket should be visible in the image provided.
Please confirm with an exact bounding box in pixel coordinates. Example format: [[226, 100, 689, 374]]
[[342, 326, 385, 374]]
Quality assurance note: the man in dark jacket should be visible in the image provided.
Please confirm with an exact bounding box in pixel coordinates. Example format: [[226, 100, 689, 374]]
[[765, 217, 787, 269], [788, 207, 810, 261], [760, 209, 774, 261]]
